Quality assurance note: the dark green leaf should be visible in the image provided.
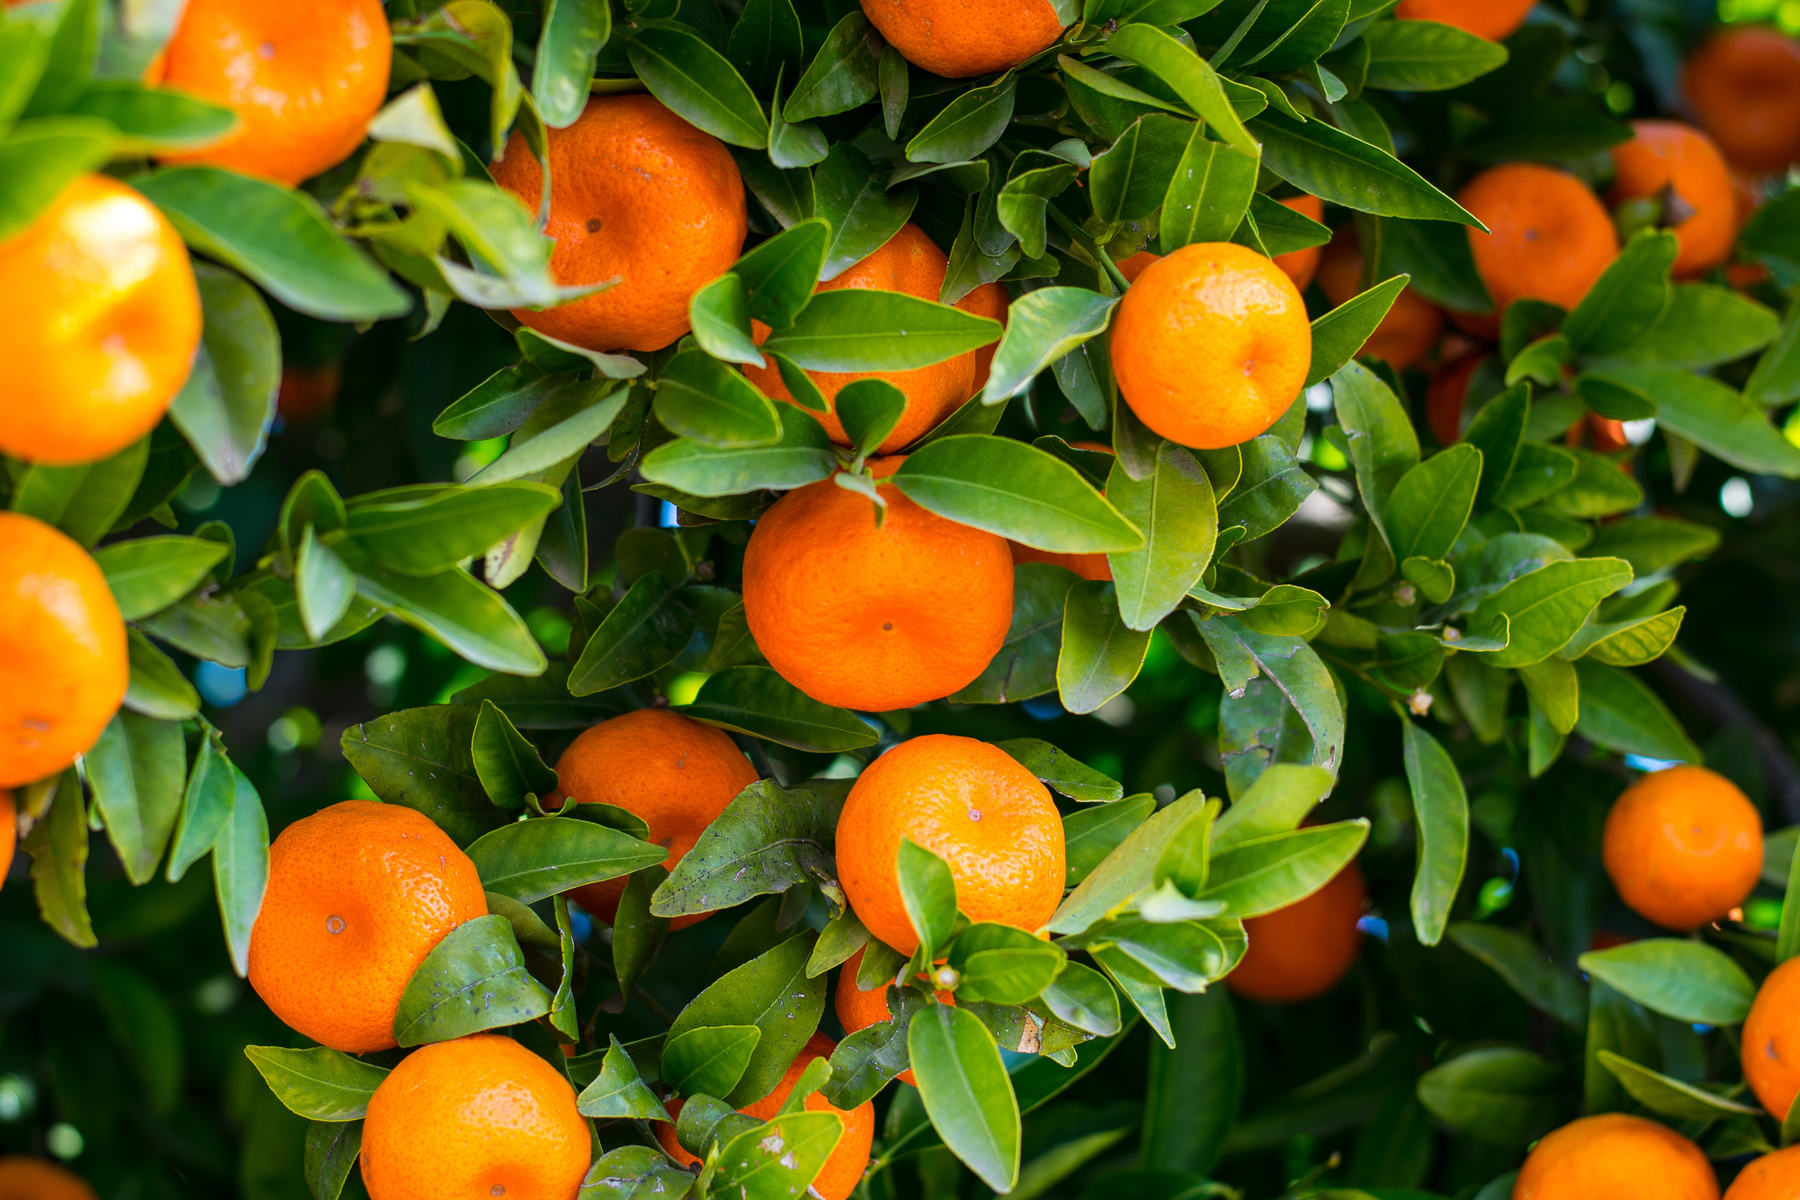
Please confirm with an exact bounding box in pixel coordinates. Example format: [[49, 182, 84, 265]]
[[626, 21, 767, 148], [1577, 939, 1753, 1025], [243, 1047, 389, 1122], [393, 914, 553, 1045]]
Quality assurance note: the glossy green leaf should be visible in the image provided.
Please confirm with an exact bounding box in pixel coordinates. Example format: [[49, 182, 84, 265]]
[[895, 435, 1141, 553], [243, 1047, 389, 1122], [1577, 939, 1754, 1025], [680, 666, 879, 752], [909, 1003, 1021, 1192], [626, 20, 767, 148], [393, 914, 553, 1045]]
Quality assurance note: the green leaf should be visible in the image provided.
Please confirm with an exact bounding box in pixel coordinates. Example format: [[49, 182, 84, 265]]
[[909, 1003, 1021, 1193], [24, 771, 94, 948], [1401, 719, 1468, 947], [1105, 24, 1257, 160], [1560, 607, 1685, 668], [688, 273, 764, 367], [470, 699, 559, 809], [469, 381, 629, 484], [835, 379, 907, 462], [654, 350, 782, 448], [466, 816, 664, 905], [1448, 923, 1587, 1030], [1600, 365, 1800, 478], [212, 762, 268, 976], [1089, 113, 1191, 226], [9, 437, 148, 548], [1215, 434, 1319, 541], [727, 0, 803, 92], [950, 924, 1064, 1006], [1577, 939, 1754, 1025], [714, 1111, 843, 1200], [1159, 132, 1260, 254], [1064, 796, 1155, 888], [626, 20, 767, 148], [567, 571, 695, 695], [1211, 763, 1335, 851], [680, 666, 878, 752], [135, 167, 409, 322], [1361, 19, 1509, 91], [86, 711, 184, 887], [243, 1047, 389, 1122], [1057, 580, 1153, 715], [995, 161, 1079, 261], [663, 1025, 762, 1098], [579, 1146, 696, 1200], [393, 914, 553, 1045], [1142, 989, 1240, 1174], [94, 536, 229, 621], [167, 262, 280, 485], [339, 705, 505, 846], [122, 630, 199, 720], [894, 837, 959, 958], [1106, 445, 1217, 631], [895, 435, 1142, 553], [1199, 618, 1345, 777], [1614, 283, 1779, 371], [994, 739, 1123, 803], [1050, 791, 1209, 934], [167, 729, 233, 882], [432, 368, 568, 441], [732, 217, 831, 328], [668, 933, 825, 1107], [813, 141, 917, 280], [304, 1120, 362, 1200], [577, 1035, 670, 1120], [1597, 1051, 1760, 1121], [343, 483, 561, 576], [0, 21, 50, 134], [783, 11, 881, 123], [1201, 820, 1369, 917], [761, 288, 997, 371], [534, 0, 611, 128], [907, 73, 1016, 165], [1560, 230, 1676, 356], [1463, 97, 1632, 161], [653, 778, 842, 918], [952, 562, 1079, 705], [1253, 110, 1481, 225], [1416, 1048, 1560, 1148], [338, 549, 545, 676], [1308, 275, 1410, 387], [981, 288, 1117, 404], [296, 528, 356, 644], [1572, 661, 1700, 763], [1467, 557, 1633, 668]]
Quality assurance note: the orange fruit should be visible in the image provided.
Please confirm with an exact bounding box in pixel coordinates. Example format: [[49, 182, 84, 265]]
[[0, 513, 128, 789], [961, 281, 1008, 398], [1572, 413, 1630, 455], [1454, 164, 1618, 338], [1111, 241, 1312, 450], [492, 95, 748, 353], [1609, 121, 1737, 278], [1600, 765, 1762, 930], [277, 364, 342, 426], [657, 1032, 874, 1200], [836, 734, 1064, 956], [248, 800, 488, 1054], [859, 0, 1064, 78], [0, 1157, 98, 1200], [157, 0, 389, 186], [742, 224, 980, 453], [1393, 0, 1536, 41], [1682, 28, 1800, 175], [1727, 1145, 1800, 1199], [741, 459, 1014, 712], [1316, 226, 1445, 371], [1008, 442, 1114, 581], [1272, 194, 1326, 290], [0, 789, 13, 890], [1226, 859, 1366, 1003], [1426, 349, 1489, 445], [1514, 1114, 1718, 1200], [547, 708, 759, 928], [1743, 956, 1800, 1121], [361, 1033, 590, 1200], [834, 948, 954, 1086], [1117, 250, 1160, 283], [0, 174, 200, 466]]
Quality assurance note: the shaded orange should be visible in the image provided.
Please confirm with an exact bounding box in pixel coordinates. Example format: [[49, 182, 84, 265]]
[[741, 460, 1014, 712], [1426, 350, 1489, 445], [1316, 226, 1444, 371], [833, 947, 955, 1086], [548, 708, 758, 927], [859, 0, 1064, 78], [1272, 195, 1326, 290], [1393, 0, 1536, 41], [1454, 164, 1618, 337], [277, 365, 342, 426], [1117, 250, 1160, 283], [836, 734, 1064, 956], [1727, 1144, 1800, 1199], [0, 513, 127, 789], [1514, 1114, 1718, 1200], [0, 174, 200, 466], [1111, 242, 1312, 449], [742, 224, 979, 452], [492, 95, 747, 353], [1682, 27, 1800, 175], [1610, 121, 1738, 277], [1744, 956, 1800, 1122], [1226, 860, 1366, 1003], [0, 1157, 98, 1200], [960, 281, 1008, 398], [248, 801, 488, 1054], [0, 790, 12, 889], [361, 1034, 590, 1200], [656, 1032, 874, 1200], [158, 0, 389, 185], [1601, 765, 1762, 930]]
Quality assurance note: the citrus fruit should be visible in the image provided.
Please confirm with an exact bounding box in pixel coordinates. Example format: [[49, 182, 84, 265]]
[[0, 789, 13, 890], [1272, 194, 1327, 290], [740, 460, 1014, 712], [1726, 1145, 1800, 1199], [1393, 0, 1536, 41], [1111, 241, 1312, 450], [0, 512, 128, 789], [492, 94, 748, 353], [0, 1157, 97, 1200], [0, 174, 201, 466], [1226, 859, 1366, 1003], [1743, 956, 1800, 1121], [859, 0, 1065, 78], [1682, 27, 1800, 174], [1009, 442, 1114, 581], [1454, 164, 1618, 337], [547, 707, 758, 927], [741, 224, 981, 453], [1117, 250, 1160, 283], [834, 948, 954, 1086], [248, 800, 488, 1053], [1316, 226, 1445, 371], [157, 0, 390, 185], [1426, 349, 1490, 445], [836, 734, 1065, 956], [961, 280, 1009, 397], [657, 1031, 875, 1200], [1609, 120, 1737, 277], [1513, 1113, 1718, 1200], [277, 364, 342, 426], [361, 1033, 590, 1200], [1600, 765, 1762, 930]]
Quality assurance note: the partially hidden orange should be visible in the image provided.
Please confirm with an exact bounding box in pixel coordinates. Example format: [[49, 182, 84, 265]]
[[1226, 859, 1366, 1003], [0, 1157, 98, 1200], [1513, 1113, 1718, 1200], [0, 512, 128, 789], [1600, 764, 1762, 930], [834, 948, 954, 1086], [0, 789, 13, 890], [492, 94, 748, 353], [1682, 27, 1800, 175], [1727, 1144, 1800, 1198], [1454, 164, 1618, 337], [1316, 226, 1445, 371], [547, 708, 759, 927], [1743, 955, 1800, 1122], [835, 734, 1065, 956], [248, 800, 488, 1053], [1610, 120, 1738, 277], [859, 0, 1065, 78], [741, 460, 1014, 712], [0, 174, 200, 466], [1272, 194, 1326, 290], [1394, 0, 1536, 41]]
